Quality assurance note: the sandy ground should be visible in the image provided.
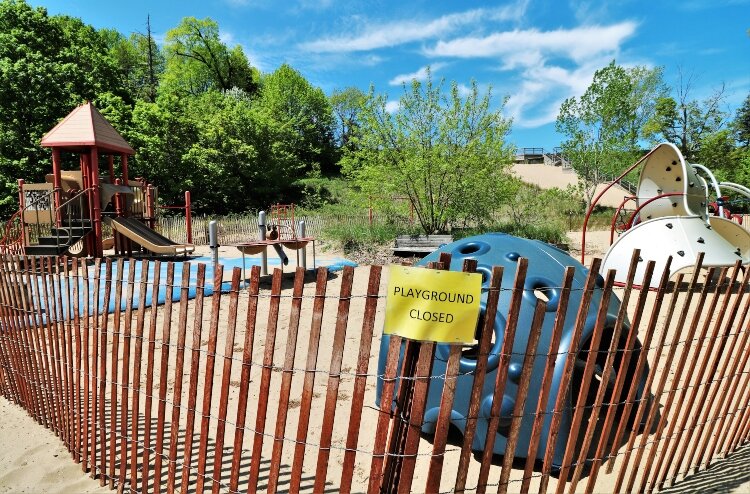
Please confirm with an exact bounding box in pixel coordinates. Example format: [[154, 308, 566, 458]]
[[2, 232, 750, 494]]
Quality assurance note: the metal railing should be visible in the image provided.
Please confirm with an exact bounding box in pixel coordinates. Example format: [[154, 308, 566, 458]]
[[1, 187, 93, 254]]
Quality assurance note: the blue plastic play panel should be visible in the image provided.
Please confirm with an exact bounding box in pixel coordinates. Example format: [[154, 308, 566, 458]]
[[36, 256, 357, 317]]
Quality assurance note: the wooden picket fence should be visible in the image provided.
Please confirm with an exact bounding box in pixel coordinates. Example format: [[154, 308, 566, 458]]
[[156, 212, 413, 246], [0, 252, 749, 493]]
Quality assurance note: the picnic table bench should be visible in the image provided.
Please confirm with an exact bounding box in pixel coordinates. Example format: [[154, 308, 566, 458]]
[[391, 234, 453, 256]]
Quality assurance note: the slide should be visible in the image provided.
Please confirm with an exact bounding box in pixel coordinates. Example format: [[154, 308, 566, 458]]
[[111, 217, 195, 256]]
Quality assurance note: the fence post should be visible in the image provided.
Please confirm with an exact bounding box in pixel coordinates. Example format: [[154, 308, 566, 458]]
[[185, 190, 193, 244], [369, 196, 373, 227]]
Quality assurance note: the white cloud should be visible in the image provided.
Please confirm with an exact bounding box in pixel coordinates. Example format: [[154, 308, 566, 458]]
[[568, 0, 629, 23], [506, 62, 605, 127], [456, 83, 474, 98], [385, 100, 401, 113], [423, 22, 638, 128], [388, 63, 447, 86], [300, 1, 528, 53], [426, 22, 637, 64]]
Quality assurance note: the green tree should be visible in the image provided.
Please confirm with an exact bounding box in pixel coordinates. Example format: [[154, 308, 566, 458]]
[[257, 64, 336, 175], [643, 70, 727, 160], [734, 94, 750, 148], [342, 72, 515, 234], [696, 129, 735, 179], [102, 25, 164, 103], [330, 86, 367, 150], [0, 0, 126, 218], [556, 61, 666, 209], [128, 89, 304, 214], [161, 17, 257, 96]]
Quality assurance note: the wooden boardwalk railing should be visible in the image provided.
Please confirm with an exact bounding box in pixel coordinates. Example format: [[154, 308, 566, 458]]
[[0, 253, 749, 493]]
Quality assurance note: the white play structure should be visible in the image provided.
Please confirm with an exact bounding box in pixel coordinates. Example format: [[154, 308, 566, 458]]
[[583, 142, 750, 288]]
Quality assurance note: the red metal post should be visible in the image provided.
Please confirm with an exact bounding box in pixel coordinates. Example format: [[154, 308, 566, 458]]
[[146, 184, 156, 229], [581, 146, 658, 263], [107, 155, 114, 182], [17, 179, 26, 248], [121, 153, 129, 185], [113, 179, 122, 255], [90, 147, 103, 258], [185, 190, 193, 244], [80, 152, 95, 256], [51, 149, 63, 226]]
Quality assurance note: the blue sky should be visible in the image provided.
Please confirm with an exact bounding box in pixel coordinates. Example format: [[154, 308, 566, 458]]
[[30, 0, 750, 149]]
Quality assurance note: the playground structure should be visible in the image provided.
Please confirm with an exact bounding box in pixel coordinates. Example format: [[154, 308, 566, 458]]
[[584, 142, 750, 288], [0, 103, 194, 258], [376, 233, 650, 468], [234, 204, 316, 276]]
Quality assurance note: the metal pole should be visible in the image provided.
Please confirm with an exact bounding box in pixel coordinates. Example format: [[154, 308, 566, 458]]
[[298, 220, 307, 270], [17, 179, 26, 250], [208, 220, 219, 272], [258, 211, 268, 276]]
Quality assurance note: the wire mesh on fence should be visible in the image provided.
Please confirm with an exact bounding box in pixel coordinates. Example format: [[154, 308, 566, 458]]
[[0, 253, 749, 494]]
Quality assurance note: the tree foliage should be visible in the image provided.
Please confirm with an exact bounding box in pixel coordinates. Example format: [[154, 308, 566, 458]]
[[128, 89, 307, 214], [162, 17, 257, 96], [330, 86, 367, 150], [342, 73, 516, 234], [0, 1, 338, 218], [257, 64, 336, 175], [0, 0, 125, 217], [735, 94, 750, 148], [556, 61, 666, 209], [643, 70, 727, 160], [102, 25, 164, 103]]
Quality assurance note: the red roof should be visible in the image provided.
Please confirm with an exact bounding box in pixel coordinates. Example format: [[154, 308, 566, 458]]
[[41, 102, 135, 154]]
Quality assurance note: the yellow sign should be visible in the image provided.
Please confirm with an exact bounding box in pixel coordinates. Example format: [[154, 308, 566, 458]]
[[384, 265, 482, 344]]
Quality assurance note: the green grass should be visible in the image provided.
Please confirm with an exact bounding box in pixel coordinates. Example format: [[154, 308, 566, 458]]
[[322, 222, 417, 252]]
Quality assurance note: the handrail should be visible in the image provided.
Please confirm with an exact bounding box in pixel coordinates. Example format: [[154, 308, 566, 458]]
[[581, 147, 658, 263], [57, 186, 93, 213], [719, 182, 750, 201], [0, 209, 23, 252], [691, 164, 724, 217], [609, 192, 686, 245], [52, 186, 94, 249], [0, 187, 57, 253], [610, 196, 636, 245]]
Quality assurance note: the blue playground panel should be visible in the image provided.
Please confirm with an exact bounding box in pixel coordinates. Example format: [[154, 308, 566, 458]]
[[375, 233, 648, 468], [31, 256, 356, 318]]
